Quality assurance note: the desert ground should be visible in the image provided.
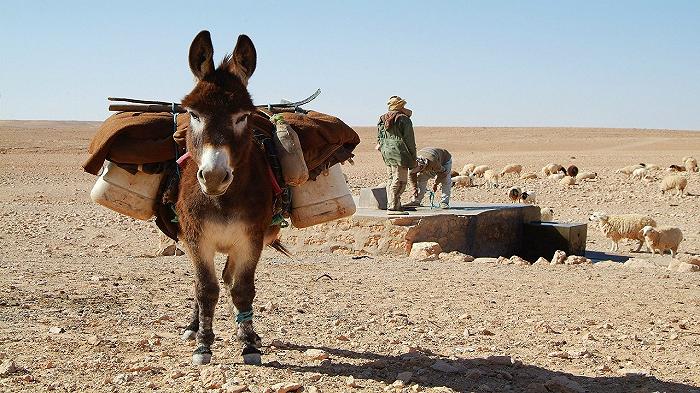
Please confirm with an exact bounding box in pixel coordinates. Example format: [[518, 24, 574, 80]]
[[1, 120, 699, 393]]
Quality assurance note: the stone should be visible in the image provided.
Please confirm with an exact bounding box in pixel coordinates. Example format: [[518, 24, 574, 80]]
[[498, 256, 511, 264], [48, 326, 65, 334], [170, 371, 185, 379], [112, 373, 134, 385], [440, 251, 475, 263], [430, 360, 461, 373], [551, 250, 567, 265], [564, 255, 591, 265], [410, 242, 442, 261], [544, 376, 584, 393], [624, 258, 662, 270], [306, 387, 320, 393], [668, 260, 700, 273], [548, 351, 570, 359], [396, 371, 413, 382], [345, 376, 360, 388], [200, 366, 226, 389], [270, 382, 302, 393], [533, 257, 549, 266], [525, 383, 549, 393], [484, 355, 514, 366], [0, 359, 18, 376], [617, 368, 651, 377], [510, 255, 531, 265], [304, 349, 329, 360], [261, 301, 277, 312], [358, 187, 388, 210], [473, 257, 499, 264], [522, 222, 587, 261], [87, 335, 101, 346]]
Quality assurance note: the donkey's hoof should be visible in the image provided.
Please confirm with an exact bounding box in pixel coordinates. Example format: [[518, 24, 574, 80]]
[[181, 329, 197, 341], [192, 346, 212, 365], [242, 346, 262, 365]]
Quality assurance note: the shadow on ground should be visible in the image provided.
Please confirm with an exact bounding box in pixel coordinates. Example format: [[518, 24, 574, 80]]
[[586, 251, 630, 263], [263, 341, 699, 393]]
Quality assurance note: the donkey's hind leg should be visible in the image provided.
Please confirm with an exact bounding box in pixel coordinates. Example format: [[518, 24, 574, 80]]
[[223, 234, 263, 365], [181, 301, 199, 341], [187, 245, 220, 365]]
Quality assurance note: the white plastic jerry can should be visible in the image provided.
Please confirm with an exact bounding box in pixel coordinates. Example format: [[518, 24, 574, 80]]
[[90, 161, 165, 220], [290, 164, 356, 228]]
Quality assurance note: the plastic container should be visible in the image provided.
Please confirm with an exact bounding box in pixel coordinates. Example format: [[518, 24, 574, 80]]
[[272, 118, 309, 186], [90, 161, 165, 220], [290, 164, 356, 228]]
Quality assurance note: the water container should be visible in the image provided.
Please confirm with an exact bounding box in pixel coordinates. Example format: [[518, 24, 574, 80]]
[[90, 161, 165, 220], [271, 116, 309, 186], [290, 164, 356, 228]]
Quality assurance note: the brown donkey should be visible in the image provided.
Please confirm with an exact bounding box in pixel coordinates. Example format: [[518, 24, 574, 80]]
[[177, 30, 280, 365]]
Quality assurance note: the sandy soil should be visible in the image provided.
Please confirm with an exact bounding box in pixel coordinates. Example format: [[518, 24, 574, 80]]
[[1, 120, 699, 393]]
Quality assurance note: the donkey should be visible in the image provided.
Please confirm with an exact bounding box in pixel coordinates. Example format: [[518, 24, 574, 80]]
[[176, 30, 281, 365]]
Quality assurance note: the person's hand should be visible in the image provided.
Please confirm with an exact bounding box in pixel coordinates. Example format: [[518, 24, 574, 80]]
[[374, 143, 380, 151]]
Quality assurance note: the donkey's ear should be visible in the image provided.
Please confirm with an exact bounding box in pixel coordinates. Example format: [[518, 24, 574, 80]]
[[189, 30, 215, 80], [228, 34, 257, 85]]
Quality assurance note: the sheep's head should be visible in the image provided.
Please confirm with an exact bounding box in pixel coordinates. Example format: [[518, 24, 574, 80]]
[[640, 225, 655, 237], [589, 212, 608, 222]]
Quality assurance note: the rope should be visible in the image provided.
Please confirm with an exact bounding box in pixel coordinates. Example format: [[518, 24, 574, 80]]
[[236, 310, 254, 323], [428, 191, 439, 209]]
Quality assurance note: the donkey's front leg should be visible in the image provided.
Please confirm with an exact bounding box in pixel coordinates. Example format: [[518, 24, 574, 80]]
[[189, 247, 220, 365], [223, 235, 263, 365], [181, 301, 199, 341]]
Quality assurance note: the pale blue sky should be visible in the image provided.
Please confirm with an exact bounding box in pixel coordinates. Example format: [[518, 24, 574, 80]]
[[1, 1, 699, 129]]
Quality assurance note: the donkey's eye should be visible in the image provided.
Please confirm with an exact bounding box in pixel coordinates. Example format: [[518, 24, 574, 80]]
[[235, 114, 249, 124], [189, 111, 200, 121]]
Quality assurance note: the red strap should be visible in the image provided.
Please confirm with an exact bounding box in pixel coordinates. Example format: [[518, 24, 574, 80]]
[[176, 151, 191, 168], [268, 165, 283, 196]]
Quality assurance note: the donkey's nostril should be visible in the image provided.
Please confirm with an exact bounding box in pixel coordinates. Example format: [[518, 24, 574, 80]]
[[222, 171, 232, 184], [197, 169, 205, 182]]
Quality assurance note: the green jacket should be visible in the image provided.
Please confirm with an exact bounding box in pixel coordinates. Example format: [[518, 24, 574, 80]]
[[377, 111, 417, 168]]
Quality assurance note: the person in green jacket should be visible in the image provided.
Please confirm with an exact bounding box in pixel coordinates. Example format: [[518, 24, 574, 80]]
[[376, 96, 417, 214]]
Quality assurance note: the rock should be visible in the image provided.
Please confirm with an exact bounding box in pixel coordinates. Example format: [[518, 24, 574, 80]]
[[345, 376, 361, 388], [544, 376, 584, 393], [533, 257, 549, 266], [306, 387, 320, 393], [525, 382, 549, 393], [336, 335, 349, 341], [617, 368, 651, 377], [396, 371, 413, 382], [564, 255, 591, 265], [112, 373, 134, 385], [548, 351, 570, 359], [668, 260, 700, 273], [409, 242, 442, 261], [0, 359, 18, 376], [48, 326, 65, 334], [431, 360, 461, 373], [270, 382, 302, 393], [440, 251, 475, 263], [624, 258, 662, 270], [90, 275, 107, 282], [484, 355, 515, 366], [87, 335, 101, 346], [472, 257, 499, 264], [478, 328, 495, 336], [200, 366, 226, 389], [497, 256, 511, 264], [510, 256, 531, 265], [170, 371, 185, 379], [306, 373, 322, 382], [145, 381, 157, 389], [594, 260, 620, 268], [464, 369, 484, 380], [304, 349, 329, 361], [261, 301, 277, 312], [551, 250, 566, 265]]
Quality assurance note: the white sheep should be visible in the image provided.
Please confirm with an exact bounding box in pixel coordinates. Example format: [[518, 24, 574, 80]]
[[684, 157, 698, 172], [483, 169, 499, 188], [507, 186, 521, 202], [644, 163, 661, 171], [659, 174, 687, 196], [451, 174, 475, 188], [640, 225, 683, 257], [559, 176, 576, 187], [500, 164, 523, 177], [472, 165, 490, 177], [548, 172, 566, 181], [520, 172, 538, 180], [540, 207, 554, 221], [541, 163, 563, 176], [616, 164, 644, 176], [461, 163, 476, 176], [588, 212, 656, 252], [576, 171, 598, 181], [632, 167, 648, 180], [520, 190, 536, 204]]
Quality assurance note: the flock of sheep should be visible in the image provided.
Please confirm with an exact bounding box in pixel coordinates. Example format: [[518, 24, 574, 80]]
[[448, 156, 698, 258]]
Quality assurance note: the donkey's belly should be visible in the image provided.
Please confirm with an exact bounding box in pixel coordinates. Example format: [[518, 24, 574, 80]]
[[201, 220, 254, 255]]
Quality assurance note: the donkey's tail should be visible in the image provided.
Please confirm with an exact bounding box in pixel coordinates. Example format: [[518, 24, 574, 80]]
[[268, 239, 294, 260]]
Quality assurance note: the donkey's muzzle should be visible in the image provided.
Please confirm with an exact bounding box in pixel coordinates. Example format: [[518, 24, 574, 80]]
[[197, 167, 233, 196]]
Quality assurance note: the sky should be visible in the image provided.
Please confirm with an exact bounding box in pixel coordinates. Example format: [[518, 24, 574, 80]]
[[1, 1, 699, 129]]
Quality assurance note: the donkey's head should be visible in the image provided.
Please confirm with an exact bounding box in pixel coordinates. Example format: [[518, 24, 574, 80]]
[[182, 30, 257, 196]]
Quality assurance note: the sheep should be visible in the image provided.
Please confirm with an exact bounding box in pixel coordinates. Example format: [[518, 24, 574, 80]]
[[616, 164, 644, 176], [576, 171, 598, 181], [684, 157, 698, 172], [451, 174, 475, 188], [548, 168, 567, 181], [520, 190, 536, 204], [644, 163, 661, 171], [507, 186, 521, 202], [483, 169, 499, 188], [461, 163, 477, 176], [520, 172, 538, 180], [560, 176, 576, 187], [472, 165, 490, 177], [540, 207, 554, 221], [588, 212, 656, 252], [500, 164, 523, 177], [566, 165, 579, 177], [632, 167, 649, 180], [541, 163, 563, 176], [659, 174, 687, 196], [640, 225, 683, 257], [450, 170, 460, 178], [667, 164, 686, 172]]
